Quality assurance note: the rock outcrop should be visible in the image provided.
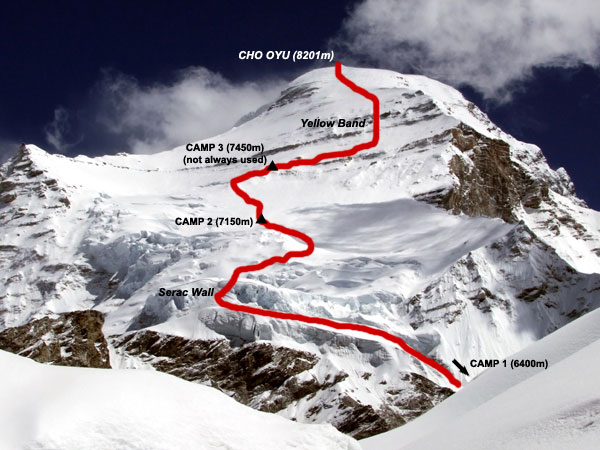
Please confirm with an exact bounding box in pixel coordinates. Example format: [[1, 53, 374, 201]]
[[111, 329, 452, 439], [0, 310, 110, 368]]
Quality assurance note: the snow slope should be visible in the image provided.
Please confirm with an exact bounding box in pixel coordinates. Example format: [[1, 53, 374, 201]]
[[0, 349, 359, 450], [361, 307, 600, 450]]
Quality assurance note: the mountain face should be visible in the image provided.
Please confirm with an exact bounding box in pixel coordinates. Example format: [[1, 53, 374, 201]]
[[0, 310, 109, 368], [1, 66, 599, 438]]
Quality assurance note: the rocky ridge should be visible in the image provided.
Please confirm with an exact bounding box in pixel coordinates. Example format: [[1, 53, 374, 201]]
[[0, 310, 109, 368]]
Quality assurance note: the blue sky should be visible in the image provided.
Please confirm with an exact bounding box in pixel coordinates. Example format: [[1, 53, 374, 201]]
[[1, 0, 598, 208]]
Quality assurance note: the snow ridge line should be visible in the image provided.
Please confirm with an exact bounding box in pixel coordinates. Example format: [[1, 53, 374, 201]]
[[214, 62, 462, 389]]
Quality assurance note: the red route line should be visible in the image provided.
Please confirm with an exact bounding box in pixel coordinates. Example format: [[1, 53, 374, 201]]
[[214, 61, 462, 389]]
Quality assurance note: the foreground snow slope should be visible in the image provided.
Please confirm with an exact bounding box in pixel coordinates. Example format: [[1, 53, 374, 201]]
[[361, 307, 600, 450], [0, 350, 359, 450]]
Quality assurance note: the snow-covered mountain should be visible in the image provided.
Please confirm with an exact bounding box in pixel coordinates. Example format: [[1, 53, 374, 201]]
[[1, 65, 599, 438], [360, 305, 600, 450], [0, 349, 359, 450]]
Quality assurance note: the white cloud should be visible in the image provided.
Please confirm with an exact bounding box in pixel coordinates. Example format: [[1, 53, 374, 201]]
[[44, 106, 82, 152], [89, 67, 283, 154], [337, 0, 600, 99]]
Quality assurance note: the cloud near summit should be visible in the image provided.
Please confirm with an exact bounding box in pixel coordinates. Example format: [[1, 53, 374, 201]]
[[41, 1, 600, 155], [45, 67, 283, 155], [336, 0, 600, 100]]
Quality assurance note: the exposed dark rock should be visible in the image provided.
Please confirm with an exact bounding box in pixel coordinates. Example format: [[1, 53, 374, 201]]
[[470, 287, 510, 313], [336, 398, 405, 439], [112, 330, 330, 408], [0, 193, 17, 203], [0, 180, 16, 193], [386, 373, 454, 424], [0, 310, 110, 368], [426, 123, 551, 223], [447, 125, 525, 222], [401, 132, 452, 160], [517, 285, 548, 303], [304, 372, 453, 439], [110, 330, 453, 439], [0, 146, 70, 218], [269, 84, 318, 110]]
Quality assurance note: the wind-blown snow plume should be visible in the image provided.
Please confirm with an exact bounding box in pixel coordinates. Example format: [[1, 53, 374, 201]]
[[44, 106, 82, 152], [336, 0, 600, 100]]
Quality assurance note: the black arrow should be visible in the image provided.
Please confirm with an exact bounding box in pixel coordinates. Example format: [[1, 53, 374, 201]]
[[452, 359, 469, 376], [256, 214, 268, 224], [267, 161, 278, 171]]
